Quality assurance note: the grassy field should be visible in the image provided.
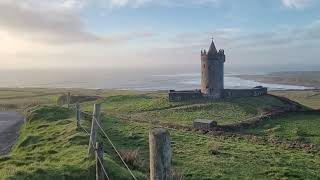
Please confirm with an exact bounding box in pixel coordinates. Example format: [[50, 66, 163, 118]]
[[241, 112, 320, 144], [0, 106, 145, 180], [100, 115, 320, 179], [270, 90, 320, 109], [1, 88, 320, 179], [80, 93, 288, 126]]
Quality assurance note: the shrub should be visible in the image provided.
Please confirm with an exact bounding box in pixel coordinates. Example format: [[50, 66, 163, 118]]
[[120, 148, 144, 170], [209, 143, 220, 155]]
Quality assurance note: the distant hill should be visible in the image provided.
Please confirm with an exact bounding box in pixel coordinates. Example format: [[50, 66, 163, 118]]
[[238, 71, 320, 88]]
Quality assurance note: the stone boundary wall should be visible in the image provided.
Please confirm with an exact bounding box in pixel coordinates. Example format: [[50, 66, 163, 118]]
[[117, 111, 320, 153], [168, 87, 268, 102], [168, 90, 202, 102], [223, 87, 267, 98], [216, 109, 319, 132]]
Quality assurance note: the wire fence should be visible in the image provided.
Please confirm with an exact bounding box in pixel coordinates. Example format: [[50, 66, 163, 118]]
[[68, 102, 136, 180], [93, 116, 138, 180]]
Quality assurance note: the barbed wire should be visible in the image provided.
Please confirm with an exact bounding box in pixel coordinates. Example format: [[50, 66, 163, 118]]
[[93, 117, 138, 180]]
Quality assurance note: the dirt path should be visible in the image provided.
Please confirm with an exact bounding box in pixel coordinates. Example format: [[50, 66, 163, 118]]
[[0, 112, 24, 155]]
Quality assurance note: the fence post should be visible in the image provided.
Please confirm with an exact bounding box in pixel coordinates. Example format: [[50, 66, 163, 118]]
[[67, 92, 71, 108], [76, 103, 80, 127], [88, 104, 101, 159], [149, 128, 172, 180], [96, 142, 105, 180]]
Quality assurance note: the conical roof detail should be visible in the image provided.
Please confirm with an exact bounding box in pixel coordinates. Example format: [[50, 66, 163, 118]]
[[208, 40, 217, 54]]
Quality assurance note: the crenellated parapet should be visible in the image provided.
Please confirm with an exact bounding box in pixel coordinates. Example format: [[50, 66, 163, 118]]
[[201, 49, 207, 56], [217, 49, 226, 62], [218, 49, 224, 55]]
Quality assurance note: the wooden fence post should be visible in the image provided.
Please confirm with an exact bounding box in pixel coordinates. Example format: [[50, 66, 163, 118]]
[[149, 128, 172, 180], [67, 92, 71, 108], [88, 104, 101, 159], [76, 103, 80, 127], [96, 142, 105, 180]]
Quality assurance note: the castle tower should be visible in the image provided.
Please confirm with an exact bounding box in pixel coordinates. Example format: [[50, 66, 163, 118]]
[[201, 39, 226, 98]]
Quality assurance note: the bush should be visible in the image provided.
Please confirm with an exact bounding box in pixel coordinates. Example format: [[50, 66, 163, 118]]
[[120, 148, 144, 170], [209, 143, 220, 155]]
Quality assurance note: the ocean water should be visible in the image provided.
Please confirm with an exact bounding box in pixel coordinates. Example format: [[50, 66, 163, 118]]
[[0, 68, 311, 90]]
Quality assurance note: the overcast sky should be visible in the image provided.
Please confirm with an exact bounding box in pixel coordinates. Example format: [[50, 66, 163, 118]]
[[0, 0, 320, 70]]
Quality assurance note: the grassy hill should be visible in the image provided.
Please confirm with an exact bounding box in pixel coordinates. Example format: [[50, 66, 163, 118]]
[[1, 88, 320, 179], [82, 93, 290, 126], [241, 112, 320, 144], [0, 106, 145, 179], [270, 90, 320, 109]]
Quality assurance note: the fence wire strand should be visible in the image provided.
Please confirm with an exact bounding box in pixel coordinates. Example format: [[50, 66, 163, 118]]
[[79, 125, 90, 135], [71, 103, 135, 180], [93, 117, 138, 180], [70, 104, 110, 180], [96, 152, 110, 180], [88, 136, 110, 180]]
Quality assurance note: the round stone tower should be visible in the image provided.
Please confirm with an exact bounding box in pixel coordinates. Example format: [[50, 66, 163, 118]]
[[201, 40, 226, 98]]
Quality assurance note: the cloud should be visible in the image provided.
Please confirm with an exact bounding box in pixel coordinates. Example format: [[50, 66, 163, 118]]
[[108, 0, 220, 8], [282, 0, 314, 9], [162, 19, 320, 68], [171, 19, 320, 50], [0, 1, 156, 45], [0, 0, 319, 70]]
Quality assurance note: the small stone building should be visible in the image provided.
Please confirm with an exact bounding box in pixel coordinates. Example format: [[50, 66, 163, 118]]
[[193, 119, 217, 131]]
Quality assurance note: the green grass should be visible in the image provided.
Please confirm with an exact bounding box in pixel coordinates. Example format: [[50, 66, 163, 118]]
[[241, 112, 320, 144], [149, 95, 287, 126], [0, 106, 146, 180], [80, 93, 288, 126], [100, 115, 320, 179], [271, 90, 320, 109], [1, 88, 320, 179]]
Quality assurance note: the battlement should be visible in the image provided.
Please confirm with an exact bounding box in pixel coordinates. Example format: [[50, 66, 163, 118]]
[[201, 49, 207, 56], [201, 48, 225, 60], [218, 49, 224, 54]]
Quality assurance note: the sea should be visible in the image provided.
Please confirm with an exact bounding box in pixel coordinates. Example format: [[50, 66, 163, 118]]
[[0, 68, 312, 90]]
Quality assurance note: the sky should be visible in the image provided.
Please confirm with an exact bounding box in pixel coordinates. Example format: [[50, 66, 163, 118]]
[[0, 0, 320, 71]]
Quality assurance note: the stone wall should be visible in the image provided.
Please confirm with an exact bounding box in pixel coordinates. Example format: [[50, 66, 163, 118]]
[[223, 87, 267, 98], [168, 90, 202, 102], [169, 87, 268, 102]]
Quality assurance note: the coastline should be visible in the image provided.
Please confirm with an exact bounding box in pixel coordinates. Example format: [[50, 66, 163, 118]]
[[236, 71, 320, 89]]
